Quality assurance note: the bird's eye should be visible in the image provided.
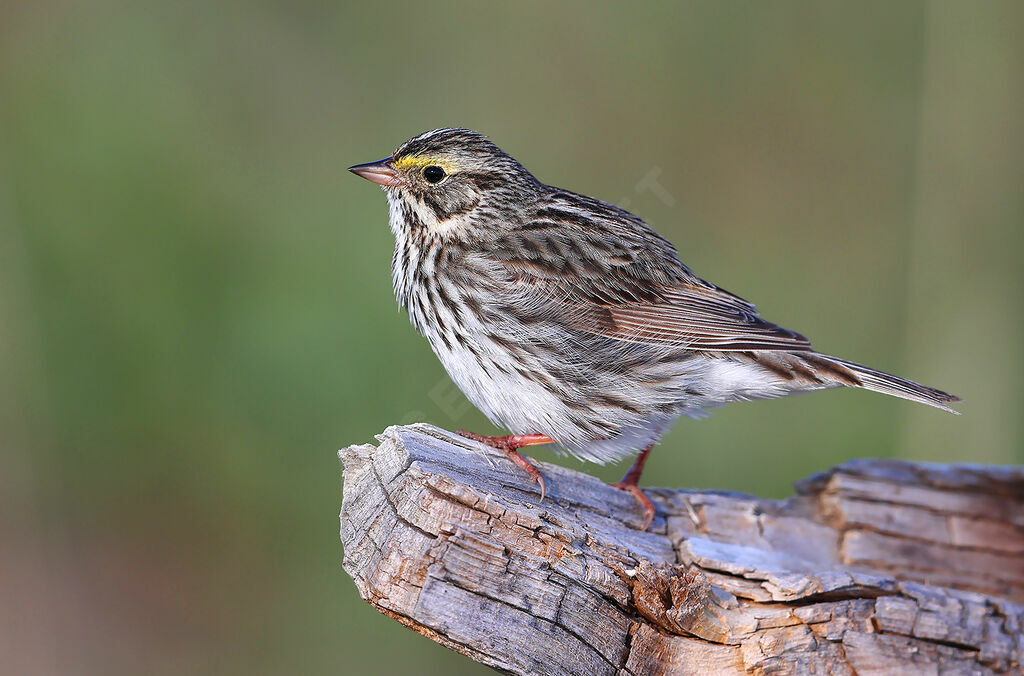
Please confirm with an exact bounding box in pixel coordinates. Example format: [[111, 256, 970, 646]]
[[422, 165, 446, 184]]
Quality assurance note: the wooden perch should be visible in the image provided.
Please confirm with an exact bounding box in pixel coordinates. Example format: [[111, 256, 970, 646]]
[[339, 424, 1024, 675]]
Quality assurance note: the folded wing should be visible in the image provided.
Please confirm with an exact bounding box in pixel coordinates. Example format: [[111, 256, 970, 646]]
[[496, 189, 812, 353]]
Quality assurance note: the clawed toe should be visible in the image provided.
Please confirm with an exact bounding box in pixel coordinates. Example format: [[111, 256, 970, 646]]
[[506, 449, 546, 502], [611, 481, 656, 530], [456, 429, 488, 445], [456, 430, 550, 501], [529, 469, 546, 502]]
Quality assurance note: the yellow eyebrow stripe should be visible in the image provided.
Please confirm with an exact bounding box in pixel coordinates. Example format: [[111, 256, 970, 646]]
[[392, 155, 455, 173]]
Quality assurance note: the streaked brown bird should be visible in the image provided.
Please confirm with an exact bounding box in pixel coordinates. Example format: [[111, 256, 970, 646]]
[[350, 128, 960, 529]]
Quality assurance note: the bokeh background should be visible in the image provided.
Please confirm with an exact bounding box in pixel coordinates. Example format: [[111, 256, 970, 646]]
[[2, 2, 1022, 673]]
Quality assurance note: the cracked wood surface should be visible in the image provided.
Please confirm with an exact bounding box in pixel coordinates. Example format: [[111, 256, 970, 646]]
[[339, 424, 1024, 675]]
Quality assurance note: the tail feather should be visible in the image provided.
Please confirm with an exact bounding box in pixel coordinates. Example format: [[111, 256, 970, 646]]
[[822, 355, 962, 414]]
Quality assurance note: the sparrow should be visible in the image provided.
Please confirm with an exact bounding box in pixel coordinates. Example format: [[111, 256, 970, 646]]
[[350, 128, 960, 529]]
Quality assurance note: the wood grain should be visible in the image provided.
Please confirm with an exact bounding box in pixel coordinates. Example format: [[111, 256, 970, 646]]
[[339, 424, 1024, 675]]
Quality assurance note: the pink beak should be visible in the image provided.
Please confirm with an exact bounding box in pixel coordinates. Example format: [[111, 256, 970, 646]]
[[348, 157, 405, 187]]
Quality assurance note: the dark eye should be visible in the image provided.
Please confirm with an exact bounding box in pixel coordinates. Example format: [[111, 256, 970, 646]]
[[422, 165, 446, 184]]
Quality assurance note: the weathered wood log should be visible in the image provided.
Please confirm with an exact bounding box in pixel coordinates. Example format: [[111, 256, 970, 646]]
[[339, 424, 1024, 675]]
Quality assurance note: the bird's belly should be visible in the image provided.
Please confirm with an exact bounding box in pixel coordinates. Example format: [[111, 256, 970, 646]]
[[420, 318, 710, 463], [425, 328, 564, 436]]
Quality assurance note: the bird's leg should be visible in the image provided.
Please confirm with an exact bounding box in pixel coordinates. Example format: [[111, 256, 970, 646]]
[[456, 431, 553, 501], [611, 444, 656, 530]]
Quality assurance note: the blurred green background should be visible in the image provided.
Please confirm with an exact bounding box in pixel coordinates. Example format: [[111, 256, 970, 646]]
[[1, 1, 1021, 673]]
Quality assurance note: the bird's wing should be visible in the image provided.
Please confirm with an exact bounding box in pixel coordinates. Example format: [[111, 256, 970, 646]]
[[490, 189, 813, 353], [584, 285, 813, 351]]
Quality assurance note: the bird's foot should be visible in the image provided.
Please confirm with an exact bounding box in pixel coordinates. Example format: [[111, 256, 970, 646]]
[[500, 448, 547, 502], [610, 444, 656, 530], [610, 481, 656, 531], [456, 430, 552, 501]]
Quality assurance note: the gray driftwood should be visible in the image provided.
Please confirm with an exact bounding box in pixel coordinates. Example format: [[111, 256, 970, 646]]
[[339, 424, 1024, 675]]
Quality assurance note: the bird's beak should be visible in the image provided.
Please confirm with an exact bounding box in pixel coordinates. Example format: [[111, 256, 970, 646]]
[[348, 157, 405, 187]]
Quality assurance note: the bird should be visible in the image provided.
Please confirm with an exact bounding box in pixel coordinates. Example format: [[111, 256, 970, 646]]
[[349, 128, 960, 529]]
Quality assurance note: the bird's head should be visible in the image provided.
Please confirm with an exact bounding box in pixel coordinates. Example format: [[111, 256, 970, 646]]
[[349, 128, 538, 238]]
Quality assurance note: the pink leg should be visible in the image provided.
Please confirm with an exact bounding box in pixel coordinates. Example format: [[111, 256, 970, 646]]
[[457, 431, 553, 501], [611, 445, 656, 530]]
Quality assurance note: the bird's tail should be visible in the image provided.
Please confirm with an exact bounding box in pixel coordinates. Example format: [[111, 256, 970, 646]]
[[816, 354, 962, 414]]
